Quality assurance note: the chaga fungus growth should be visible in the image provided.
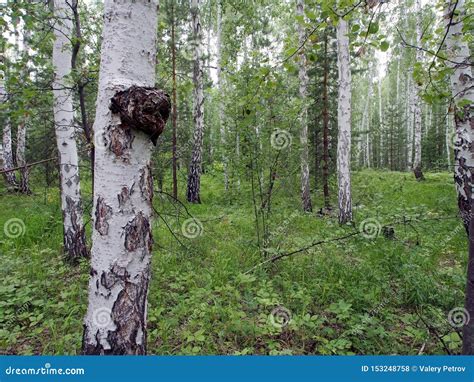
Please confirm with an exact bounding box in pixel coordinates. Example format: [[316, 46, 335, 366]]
[[110, 86, 171, 145]]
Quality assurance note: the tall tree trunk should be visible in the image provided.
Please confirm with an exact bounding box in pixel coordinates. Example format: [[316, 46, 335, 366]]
[[413, 0, 424, 180], [70, 0, 94, 192], [216, 0, 228, 191], [406, 74, 414, 169], [206, 1, 213, 162], [17, 26, 31, 194], [187, 0, 204, 203], [82, 0, 169, 355], [336, 18, 352, 224], [171, 2, 178, 199], [445, 109, 451, 169], [1, 79, 18, 190], [52, 0, 88, 262], [378, 77, 383, 167], [360, 72, 372, 168], [16, 122, 30, 194], [2, 120, 18, 190], [296, 0, 312, 212], [442, 0, 474, 354], [322, 29, 330, 208]]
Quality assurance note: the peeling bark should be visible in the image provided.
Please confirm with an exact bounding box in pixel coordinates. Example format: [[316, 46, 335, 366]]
[[83, 0, 166, 355]]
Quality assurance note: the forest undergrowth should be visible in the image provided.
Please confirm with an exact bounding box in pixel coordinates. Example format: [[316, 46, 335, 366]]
[[0, 169, 467, 355]]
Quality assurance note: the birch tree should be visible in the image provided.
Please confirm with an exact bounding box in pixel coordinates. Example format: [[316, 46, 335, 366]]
[[322, 29, 330, 208], [443, 0, 474, 354], [52, 0, 87, 262], [296, 0, 312, 212], [17, 28, 31, 194], [1, 94, 18, 190], [406, 74, 414, 169], [171, 1, 178, 199], [82, 0, 170, 354], [336, 17, 352, 224], [16, 121, 29, 194], [412, 0, 424, 180], [187, 0, 205, 203], [217, 0, 228, 191]]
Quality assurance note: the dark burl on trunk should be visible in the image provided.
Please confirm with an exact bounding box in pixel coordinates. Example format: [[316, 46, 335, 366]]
[[110, 86, 171, 145]]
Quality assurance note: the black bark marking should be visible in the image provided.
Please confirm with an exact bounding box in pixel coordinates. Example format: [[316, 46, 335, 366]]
[[124, 212, 153, 252], [110, 86, 171, 146], [139, 165, 154, 203], [100, 265, 130, 290], [118, 186, 131, 209], [413, 166, 425, 181], [107, 275, 149, 355], [109, 125, 134, 160], [95, 197, 113, 236], [64, 196, 89, 263]]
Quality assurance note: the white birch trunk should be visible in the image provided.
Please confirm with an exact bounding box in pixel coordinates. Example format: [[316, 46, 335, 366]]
[[216, 1, 228, 191], [336, 18, 352, 224], [366, 82, 372, 169], [445, 0, 474, 355], [82, 0, 166, 355], [2, 113, 17, 189], [378, 77, 383, 167], [445, 110, 452, 169], [1, 78, 18, 189], [296, 0, 312, 212], [445, 0, 474, 227], [360, 76, 372, 168], [17, 28, 31, 194], [187, 0, 205, 203], [16, 122, 29, 194], [206, 5, 213, 160], [406, 74, 414, 168], [52, 0, 87, 261], [413, 0, 424, 179]]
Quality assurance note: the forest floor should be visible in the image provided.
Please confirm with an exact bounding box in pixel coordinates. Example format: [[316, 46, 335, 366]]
[[0, 169, 467, 355]]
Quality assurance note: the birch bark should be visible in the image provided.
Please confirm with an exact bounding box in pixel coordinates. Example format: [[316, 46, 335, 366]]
[[82, 0, 168, 355], [187, 0, 205, 203], [413, 0, 424, 180], [443, 0, 474, 353], [52, 0, 88, 262], [336, 18, 352, 224], [296, 0, 312, 212], [216, 0, 228, 191]]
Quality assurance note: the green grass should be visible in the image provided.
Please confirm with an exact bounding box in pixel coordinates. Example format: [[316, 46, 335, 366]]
[[0, 169, 468, 355]]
